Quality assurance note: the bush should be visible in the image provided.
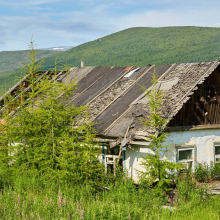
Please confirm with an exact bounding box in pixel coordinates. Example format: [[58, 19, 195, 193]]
[[193, 162, 220, 182], [194, 163, 210, 183], [177, 170, 196, 202], [177, 170, 208, 205], [210, 162, 220, 180]]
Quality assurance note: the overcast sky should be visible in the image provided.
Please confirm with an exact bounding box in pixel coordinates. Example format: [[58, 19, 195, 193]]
[[1, 0, 220, 51]]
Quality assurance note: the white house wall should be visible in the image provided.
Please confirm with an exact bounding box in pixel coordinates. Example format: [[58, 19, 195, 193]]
[[125, 145, 152, 182], [125, 128, 220, 182]]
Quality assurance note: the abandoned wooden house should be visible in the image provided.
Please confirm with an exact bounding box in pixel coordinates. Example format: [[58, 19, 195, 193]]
[[1, 61, 220, 182]]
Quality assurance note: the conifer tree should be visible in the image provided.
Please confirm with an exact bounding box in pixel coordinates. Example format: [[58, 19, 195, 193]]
[[139, 69, 182, 194], [0, 40, 104, 187]]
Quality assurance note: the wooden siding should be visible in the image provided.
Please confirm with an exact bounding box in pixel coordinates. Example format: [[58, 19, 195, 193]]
[[169, 68, 220, 127]]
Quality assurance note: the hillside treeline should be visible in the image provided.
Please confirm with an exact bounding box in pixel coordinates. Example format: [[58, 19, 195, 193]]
[[2, 26, 220, 95], [42, 26, 220, 69]]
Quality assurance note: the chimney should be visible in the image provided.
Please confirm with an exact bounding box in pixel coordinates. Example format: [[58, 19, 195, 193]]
[[81, 61, 84, 68]]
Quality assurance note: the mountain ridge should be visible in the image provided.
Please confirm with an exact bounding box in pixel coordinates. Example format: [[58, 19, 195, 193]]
[[41, 26, 220, 69]]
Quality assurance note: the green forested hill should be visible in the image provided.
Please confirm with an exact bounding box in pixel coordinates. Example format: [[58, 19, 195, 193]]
[[0, 50, 60, 74], [42, 26, 220, 69], [0, 50, 60, 95], [2, 26, 220, 95]]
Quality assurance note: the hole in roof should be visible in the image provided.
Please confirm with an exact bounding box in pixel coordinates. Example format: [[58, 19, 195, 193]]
[[124, 67, 141, 78]]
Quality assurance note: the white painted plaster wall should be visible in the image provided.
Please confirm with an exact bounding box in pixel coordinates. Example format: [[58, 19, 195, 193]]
[[125, 128, 220, 182], [125, 145, 152, 182]]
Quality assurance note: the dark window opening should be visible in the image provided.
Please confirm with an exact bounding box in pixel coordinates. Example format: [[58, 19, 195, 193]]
[[215, 145, 220, 162], [107, 164, 114, 174], [208, 85, 216, 100], [105, 146, 123, 175], [106, 146, 120, 155], [118, 158, 123, 173]]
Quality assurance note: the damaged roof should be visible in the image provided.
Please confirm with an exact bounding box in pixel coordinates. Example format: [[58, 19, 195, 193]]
[[105, 61, 220, 140], [2, 61, 220, 140], [63, 61, 220, 139]]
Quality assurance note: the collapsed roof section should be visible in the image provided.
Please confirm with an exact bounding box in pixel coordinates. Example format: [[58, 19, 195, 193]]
[[60, 61, 220, 139], [60, 64, 177, 137], [101, 61, 220, 139]]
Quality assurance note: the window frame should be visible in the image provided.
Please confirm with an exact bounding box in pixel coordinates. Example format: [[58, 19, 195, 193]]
[[104, 146, 123, 175], [176, 145, 197, 171], [214, 143, 220, 163]]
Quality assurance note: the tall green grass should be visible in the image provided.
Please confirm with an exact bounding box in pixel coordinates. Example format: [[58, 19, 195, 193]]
[[0, 173, 219, 219]]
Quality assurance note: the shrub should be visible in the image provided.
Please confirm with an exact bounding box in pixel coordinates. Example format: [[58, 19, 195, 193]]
[[177, 170, 208, 205], [193, 162, 220, 182], [210, 162, 220, 180], [194, 162, 210, 183]]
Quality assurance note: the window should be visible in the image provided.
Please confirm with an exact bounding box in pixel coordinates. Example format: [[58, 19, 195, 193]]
[[176, 146, 195, 170], [104, 146, 123, 174], [208, 85, 216, 101], [105, 155, 122, 174], [215, 145, 220, 162]]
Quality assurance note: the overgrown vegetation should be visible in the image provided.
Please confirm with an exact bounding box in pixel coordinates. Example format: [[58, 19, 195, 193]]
[[0, 41, 103, 189], [0, 42, 220, 219], [0, 171, 219, 219], [194, 162, 220, 182]]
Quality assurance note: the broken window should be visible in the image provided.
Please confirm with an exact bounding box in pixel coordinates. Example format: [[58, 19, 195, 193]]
[[208, 85, 217, 101], [105, 155, 122, 174], [215, 145, 220, 162], [106, 156, 114, 174], [177, 147, 195, 170], [104, 146, 123, 174]]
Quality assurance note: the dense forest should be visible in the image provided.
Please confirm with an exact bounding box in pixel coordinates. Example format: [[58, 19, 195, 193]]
[[42, 26, 220, 69]]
